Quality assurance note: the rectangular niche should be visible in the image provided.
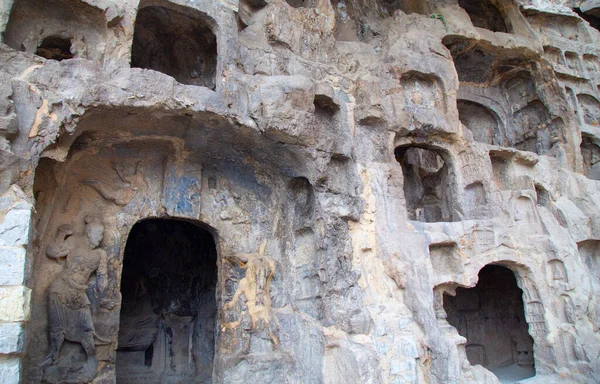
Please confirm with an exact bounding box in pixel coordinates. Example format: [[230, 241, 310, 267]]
[[131, 1, 217, 89], [395, 145, 457, 222]]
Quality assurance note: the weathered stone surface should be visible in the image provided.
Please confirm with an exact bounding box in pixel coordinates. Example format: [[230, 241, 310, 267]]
[[0, 286, 31, 322], [0, 356, 20, 384], [0, 0, 600, 383], [0, 207, 31, 247], [0, 322, 24, 354], [0, 247, 26, 285]]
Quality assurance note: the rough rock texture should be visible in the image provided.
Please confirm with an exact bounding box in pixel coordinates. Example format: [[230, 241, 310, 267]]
[[0, 0, 599, 383]]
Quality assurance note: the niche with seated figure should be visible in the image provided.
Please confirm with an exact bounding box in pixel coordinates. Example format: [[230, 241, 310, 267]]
[[116, 218, 217, 384], [131, 2, 217, 89], [395, 145, 455, 222], [444, 265, 535, 381]]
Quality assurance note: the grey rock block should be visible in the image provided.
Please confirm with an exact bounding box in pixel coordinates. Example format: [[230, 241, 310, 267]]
[[0, 247, 26, 285], [0, 207, 31, 247], [0, 322, 24, 354], [0, 356, 20, 384]]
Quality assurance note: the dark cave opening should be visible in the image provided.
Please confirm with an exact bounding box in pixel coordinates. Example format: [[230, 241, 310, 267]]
[[444, 265, 535, 382], [574, 8, 600, 32], [116, 218, 217, 384], [458, 0, 509, 32], [131, 4, 217, 89], [35, 36, 73, 61], [395, 145, 455, 222]]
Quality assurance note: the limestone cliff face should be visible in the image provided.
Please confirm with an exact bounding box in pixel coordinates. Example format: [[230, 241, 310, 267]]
[[0, 0, 599, 383]]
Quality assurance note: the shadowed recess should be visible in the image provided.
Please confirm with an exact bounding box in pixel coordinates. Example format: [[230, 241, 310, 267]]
[[131, 5, 217, 89], [444, 265, 535, 382], [395, 145, 455, 222], [117, 218, 217, 384], [458, 0, 508, 32]]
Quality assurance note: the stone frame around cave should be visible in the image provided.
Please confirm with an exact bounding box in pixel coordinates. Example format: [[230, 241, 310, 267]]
[[434, 260, 553, 378]]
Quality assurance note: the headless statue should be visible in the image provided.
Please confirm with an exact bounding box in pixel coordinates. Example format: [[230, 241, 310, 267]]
[[40, 216, 112, 382]]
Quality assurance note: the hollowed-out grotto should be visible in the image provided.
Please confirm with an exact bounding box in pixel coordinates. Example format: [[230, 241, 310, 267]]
[[0, 0, 600, 383]]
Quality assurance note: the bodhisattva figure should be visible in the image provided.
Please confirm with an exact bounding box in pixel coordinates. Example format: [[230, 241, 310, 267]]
[[40, 216, 112, 382]]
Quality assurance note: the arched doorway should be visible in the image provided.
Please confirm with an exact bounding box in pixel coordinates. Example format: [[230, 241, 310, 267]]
[[443, 265, 535, 382], [116, 218, 217, 383]]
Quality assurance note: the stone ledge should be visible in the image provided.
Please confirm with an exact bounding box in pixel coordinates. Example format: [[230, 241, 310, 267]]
[[0, 322, 24, 354], [0, 248, 26, 286], [0, 286, 31, 322]]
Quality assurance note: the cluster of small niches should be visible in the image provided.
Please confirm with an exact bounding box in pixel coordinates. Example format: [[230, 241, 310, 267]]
[[3, 0, 218, 89]]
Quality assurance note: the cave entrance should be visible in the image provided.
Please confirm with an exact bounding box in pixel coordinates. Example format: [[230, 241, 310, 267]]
[[116, 218, 217, 384], [131, 2, 217, 89], [444, 265, 535, 383]]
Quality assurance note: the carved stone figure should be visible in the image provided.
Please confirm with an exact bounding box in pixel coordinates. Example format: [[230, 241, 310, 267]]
[[40, 216, 111, 383], [82, 161, 148, 205]]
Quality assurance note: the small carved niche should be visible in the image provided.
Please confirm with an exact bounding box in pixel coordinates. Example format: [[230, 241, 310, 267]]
[[582, 54, 600, 73], [314, 94, 340, 129], [547, 259, 568, 284], [458, 0, 509, 32], [580, 134, 600, 180], [400, 72, 447, 114], [464, 182, 489, 219], [287, 177, 315, 231], [458, 100, 501, 145], [395, 145, 456, 222], [4, 0, 106, 61], [577, 94, 600, 126], [35, 36, 73, 61], [131, 1, 217, 89], [535, 184, 551, 207], [490, 153, 510, 190], [564, 51, 582, 73], [558, 294, 575, 324], [543, 46, 565, 66], [511, 195, 538, 225]]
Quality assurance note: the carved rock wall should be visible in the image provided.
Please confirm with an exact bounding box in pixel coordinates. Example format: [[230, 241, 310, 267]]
[[0, 0, 599, 383]]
